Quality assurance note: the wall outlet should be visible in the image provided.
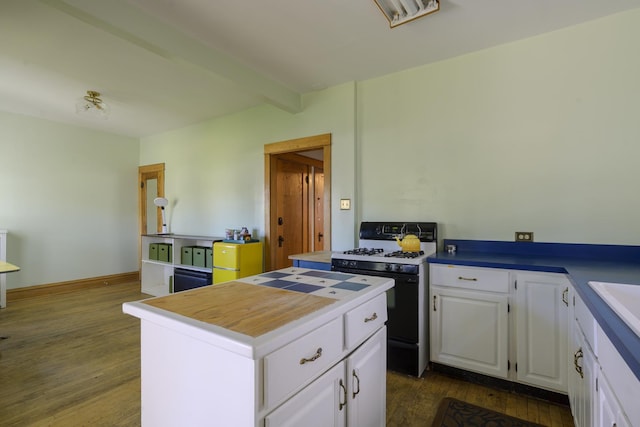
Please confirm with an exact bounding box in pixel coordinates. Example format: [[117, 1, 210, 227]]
[[340, 199, 351, 210], [515, 232, 534, 242]]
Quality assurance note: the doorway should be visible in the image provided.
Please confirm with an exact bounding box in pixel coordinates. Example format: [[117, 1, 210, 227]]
[[264, 134, 331, 271], [138, 163, 165, 270]]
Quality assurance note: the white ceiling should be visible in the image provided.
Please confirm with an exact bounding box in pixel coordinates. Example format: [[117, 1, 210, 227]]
[[1, 0, 639, 138]]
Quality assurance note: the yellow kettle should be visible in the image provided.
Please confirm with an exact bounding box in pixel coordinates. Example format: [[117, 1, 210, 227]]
[[395, 234, 421, 252]]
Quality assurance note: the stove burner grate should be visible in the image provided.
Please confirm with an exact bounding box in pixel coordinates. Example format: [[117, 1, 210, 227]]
[[384, 250, 425, 259], [342, 248, 384, 256]]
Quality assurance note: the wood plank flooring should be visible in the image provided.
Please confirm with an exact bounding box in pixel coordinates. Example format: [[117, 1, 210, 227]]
[[0, 282, 574, 426]]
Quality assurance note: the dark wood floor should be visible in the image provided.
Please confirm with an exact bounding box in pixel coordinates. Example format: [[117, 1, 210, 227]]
[[0, 282, 573, 426]]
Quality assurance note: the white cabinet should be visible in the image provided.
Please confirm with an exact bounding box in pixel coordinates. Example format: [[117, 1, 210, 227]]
[[568, 287, 597, 427], [596, 324, 640, 425], [597, 374, 631, 427], [265, 328, 386, 427], [141, 234, 221, 296], [430, 265, 570, 393], [346, 327, 386, 427], [430, 265, 510, 379], [513, 272, 569, 393], [124, 272, 392, 427], [430, 286, 509, 378], [265, 360, 347, 427]]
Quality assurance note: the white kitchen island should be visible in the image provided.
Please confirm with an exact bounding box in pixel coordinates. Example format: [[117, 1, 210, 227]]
[[123, 267, 393, 427]]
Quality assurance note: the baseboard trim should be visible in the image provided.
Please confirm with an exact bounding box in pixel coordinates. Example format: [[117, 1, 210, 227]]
[[7, 271, 140, 302]]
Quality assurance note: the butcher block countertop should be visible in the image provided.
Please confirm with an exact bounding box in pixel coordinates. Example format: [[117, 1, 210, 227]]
[[123, 267, 394, 359], [143, 281, 335, 337]]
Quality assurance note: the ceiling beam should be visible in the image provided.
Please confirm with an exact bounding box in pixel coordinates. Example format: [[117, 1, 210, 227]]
[[38, 0, 302, 114]]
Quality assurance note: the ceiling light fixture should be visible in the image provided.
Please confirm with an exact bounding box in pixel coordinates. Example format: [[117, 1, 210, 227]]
[[374, 0, 440, 28], [76, 90, 110, 119]]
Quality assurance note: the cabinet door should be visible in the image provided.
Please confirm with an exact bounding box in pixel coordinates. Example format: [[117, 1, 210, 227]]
[[430, 286, 509, 378], [264, 361, 346, 427], [597, 374, 631, 427], [514, 272, 569, 392], [346, 328, 386, 427], [569, 321, 596, 427]]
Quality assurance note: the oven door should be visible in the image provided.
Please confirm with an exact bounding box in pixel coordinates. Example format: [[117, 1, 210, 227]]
[[330, 266, 418, 343]]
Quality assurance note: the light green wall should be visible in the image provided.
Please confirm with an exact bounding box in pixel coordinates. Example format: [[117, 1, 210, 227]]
[[358, 8, 640, 244], [3, 9, 639, 292], [0, 112, 139, 289], [143, 9, 640, 248], [140, 82, 359, 249]]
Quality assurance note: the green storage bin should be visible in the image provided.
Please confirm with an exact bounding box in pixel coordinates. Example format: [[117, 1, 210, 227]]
[[193, 246, 206, 268], [181, 246, 194, 265], [149, 243, 159, 260], [205, 248, 213, 269], [158, 243, 173, 263]]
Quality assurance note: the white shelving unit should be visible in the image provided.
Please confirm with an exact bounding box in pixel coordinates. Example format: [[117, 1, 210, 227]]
[[141, 234, 223, 296]]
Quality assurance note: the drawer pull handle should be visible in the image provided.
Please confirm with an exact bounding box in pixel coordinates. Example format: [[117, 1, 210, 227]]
[[339, 379, 347, 410], [352, 369, 360, 398], [458, 276, 478, 281], [574, 347, 584, 379], [562, 287, 569, 306], [299, 347, 323, 365], [364, 313, 378, 323]]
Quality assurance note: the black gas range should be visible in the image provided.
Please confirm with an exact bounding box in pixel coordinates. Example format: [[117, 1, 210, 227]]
[[331, 221, 437, 377]]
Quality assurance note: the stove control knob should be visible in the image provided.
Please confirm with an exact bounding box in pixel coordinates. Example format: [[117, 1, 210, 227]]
[[395, 264, 403, 272], [385, 264, 392, 271], [349, 261, 357, 268]]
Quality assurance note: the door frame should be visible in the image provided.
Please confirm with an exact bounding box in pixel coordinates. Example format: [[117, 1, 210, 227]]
[[264, 134, 331, 271], [138, 163, 165, 270]]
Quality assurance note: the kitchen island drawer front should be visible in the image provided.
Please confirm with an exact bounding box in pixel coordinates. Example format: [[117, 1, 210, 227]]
[[264, 317, 343, 410], [344, 293, 387, 350], [431, 264, 509, 293]]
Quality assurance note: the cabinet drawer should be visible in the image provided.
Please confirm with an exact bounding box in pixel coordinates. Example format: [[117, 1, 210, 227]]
[[264, 317, 343, 410], [430, 264, 509, 293], [344, 293, 387, 350], [574, 289, 596, 352]]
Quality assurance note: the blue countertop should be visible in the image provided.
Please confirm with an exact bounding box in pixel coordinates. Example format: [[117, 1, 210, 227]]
[[428, 239, 640, 382]]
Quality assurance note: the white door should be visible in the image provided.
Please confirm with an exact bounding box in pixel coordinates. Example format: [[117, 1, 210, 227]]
[[514, 272, 569, 392], [265, 361, 347, 427], [431, 286, 509, 378], [597, 374, 631, 427], [346, 328, 386, 427], [569, 321, 596, 427]]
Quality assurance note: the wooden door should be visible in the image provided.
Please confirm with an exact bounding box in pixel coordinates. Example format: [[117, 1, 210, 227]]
[[273, 157, 309, 269], [138, 163, 165, 271], [314, 169, 325, 251], [264, 133, 331, 271]]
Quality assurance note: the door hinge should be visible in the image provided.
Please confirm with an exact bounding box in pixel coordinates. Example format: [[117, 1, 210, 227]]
[[140, 181, 144, 188], [515, 363, 518, 372], [514, 280, 517, 290], [507, 303, 510, 313], [305, 175, 309, 184], [508, 360, 510, 371], [595, 377, 598, 392]]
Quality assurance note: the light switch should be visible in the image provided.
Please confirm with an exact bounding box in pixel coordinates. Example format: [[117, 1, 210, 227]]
[[340, 199, 351, 210]]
